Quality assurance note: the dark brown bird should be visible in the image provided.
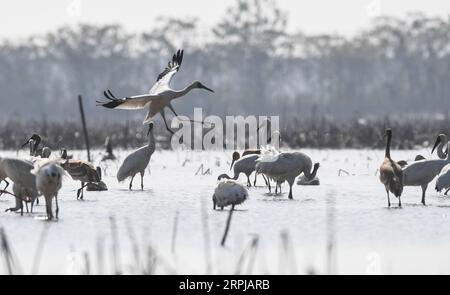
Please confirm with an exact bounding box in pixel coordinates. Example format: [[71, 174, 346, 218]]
[[61, 160, 101, 200], [379, 129, 403, 207]]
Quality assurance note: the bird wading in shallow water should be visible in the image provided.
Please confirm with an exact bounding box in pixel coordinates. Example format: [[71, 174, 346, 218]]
[[117, 123, 155, 190], [378, 129, 403, 207]]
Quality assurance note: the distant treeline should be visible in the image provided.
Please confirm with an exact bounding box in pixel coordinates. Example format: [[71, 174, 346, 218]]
[[1, 117, 448, 151], [0, 0, 450, 121]]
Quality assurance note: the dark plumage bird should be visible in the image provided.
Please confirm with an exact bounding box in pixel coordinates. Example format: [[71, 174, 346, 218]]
[[379, 129, 403, 207]]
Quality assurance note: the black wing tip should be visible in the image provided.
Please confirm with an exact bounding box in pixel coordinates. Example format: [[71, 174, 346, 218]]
[[156, 49, 184, 82], [98, 100, 123, 109], [97, 89, 123, 108]]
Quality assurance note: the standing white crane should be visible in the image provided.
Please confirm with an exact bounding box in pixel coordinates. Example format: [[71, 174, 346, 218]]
[[213, 179, 248, 210], [117, 123, 155, 190], [435, 163, 450, 195], [256, 152, 320, 199], [31, 161, 65, 220], [218, 154, 260, 187], [402, 134, 450, 205], [378, 129, 403, 207], [96, 49, 214, 134], [21, 134, 52, 158]]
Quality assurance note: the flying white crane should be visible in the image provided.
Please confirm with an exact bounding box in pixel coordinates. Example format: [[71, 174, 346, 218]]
[[402, 134, 450, 205], [256, 152, 320, 199], [96, 49, 214, 134], [378, 129, 403, 207], [213, 179, 248, 210], [117, 123, 155, 190]]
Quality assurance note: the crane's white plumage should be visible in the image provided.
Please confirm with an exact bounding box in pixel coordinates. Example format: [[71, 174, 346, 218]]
[[435, 164, 450, 193], [31, 160, 65, 220], [256, 152, 320, 199], [117, 123, 155, 190], [96, 49, 214, 134], [213, 180, 248, 210], [402, 136, 450, 205]]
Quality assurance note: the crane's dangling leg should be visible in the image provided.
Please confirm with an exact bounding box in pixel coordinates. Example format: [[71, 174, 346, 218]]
[[167, 104, 212, 127], [129, 175, 135, 190], [160, 109, 175, 135], [140, 172, 144, 190], [386, 189, 391, 208], [421, 184, 427, 205]]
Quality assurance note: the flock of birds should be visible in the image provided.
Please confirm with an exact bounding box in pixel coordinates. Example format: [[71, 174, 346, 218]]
[[1, 49, 450, 221], [379, 129, 450, 207]]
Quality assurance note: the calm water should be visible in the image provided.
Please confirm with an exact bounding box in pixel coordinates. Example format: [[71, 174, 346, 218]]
[[1, 148, 450, 274]]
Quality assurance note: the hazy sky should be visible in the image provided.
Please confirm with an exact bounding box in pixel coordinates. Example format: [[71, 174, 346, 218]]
[[0, 0, 449, 40]]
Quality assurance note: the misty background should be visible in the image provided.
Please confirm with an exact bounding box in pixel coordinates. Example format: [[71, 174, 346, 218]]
[[0, 0, 450, 149]]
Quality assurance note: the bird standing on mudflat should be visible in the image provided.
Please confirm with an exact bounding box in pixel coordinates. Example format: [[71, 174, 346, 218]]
[[378, 129, 403, 207], [117, 123, 155, 190], [61, 159, 101, 200]]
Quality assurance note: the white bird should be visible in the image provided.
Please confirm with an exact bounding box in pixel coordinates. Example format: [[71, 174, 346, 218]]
[[436, 164, 450, 194], [31, 161, 65, 220], [0, 157, 40, 213], [378, 129, 403, 207], [117, 123, 155, 190], [256, 152, 320, 199], [96, 49, 214, 134], [218, 154, 260, 187], [21, 134, 52, 158], [213, 179, 248, 210], [402, 134, 450, 205]]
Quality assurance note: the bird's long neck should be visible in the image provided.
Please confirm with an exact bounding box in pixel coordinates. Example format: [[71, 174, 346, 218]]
[[173, 82, 197, 99], [305, 164, 319, 180], [219, 172, 239, 180], [385, 132, 392, 159], [438, 137, 449, 160], [147, 130, 156, 155]]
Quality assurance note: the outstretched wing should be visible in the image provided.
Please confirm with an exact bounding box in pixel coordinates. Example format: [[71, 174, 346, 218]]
[[149, 49, 184, 94], [96, 89, 159, 110]]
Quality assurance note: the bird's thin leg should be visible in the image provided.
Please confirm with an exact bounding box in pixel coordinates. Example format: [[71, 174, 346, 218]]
[[46, 196, 53, 221], [140, 172, 144, 190], [160, 109, 175, 135], [55, 194, 59, 220], [398, 195, 402, 208], [36, 197, 39, 205], [288, 185, 293, 200], [25, 201, 29, 213], [268, 180, 271, 193], [247, 176, 251, 187], [445, 188, 450, 195], [278, 182, 282, 194], [213, 198, 216, 210], [167, 104, 211, 126], [129, 175, 135, 190], [421, 184, 427, 205], [0, 179, 9, 197], [262, 174, 269, 186], [231, 204, 235, 212], [253, 173, 257, 187], [386, 189, 391, 208], [275, 183, 278, 194]]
